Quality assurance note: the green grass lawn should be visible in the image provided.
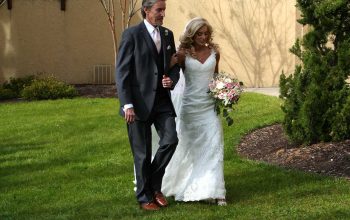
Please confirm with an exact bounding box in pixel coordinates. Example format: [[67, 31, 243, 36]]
[[1, 93, 349, 220]]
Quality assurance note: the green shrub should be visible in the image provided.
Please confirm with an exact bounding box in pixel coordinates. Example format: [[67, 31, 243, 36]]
[[331, 94, 350, 141], [280, 0, 350, 144], [0, 87, 17, 100], [2, 75, 36, 96], [21, 76, 78, 100]]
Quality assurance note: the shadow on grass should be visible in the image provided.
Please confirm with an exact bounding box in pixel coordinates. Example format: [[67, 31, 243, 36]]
[[307, 209, 350, 219], [225, 162, 332, 203], [0, 141, 46, 156]]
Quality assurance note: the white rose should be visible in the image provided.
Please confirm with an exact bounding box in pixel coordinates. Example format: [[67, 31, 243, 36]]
[[216, 82, 226, 90]]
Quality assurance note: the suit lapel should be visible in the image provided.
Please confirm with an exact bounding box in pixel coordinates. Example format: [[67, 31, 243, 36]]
[[140, 22, 159, 60]]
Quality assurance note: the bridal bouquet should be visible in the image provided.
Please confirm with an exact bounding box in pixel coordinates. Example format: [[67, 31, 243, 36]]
[[208, 72, 243, 126]]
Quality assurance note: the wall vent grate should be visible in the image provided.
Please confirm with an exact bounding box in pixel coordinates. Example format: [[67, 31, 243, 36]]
[[93, 64, 114, 84]]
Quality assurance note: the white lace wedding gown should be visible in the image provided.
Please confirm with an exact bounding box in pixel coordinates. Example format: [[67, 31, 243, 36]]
[[161, 50, 226, 201]]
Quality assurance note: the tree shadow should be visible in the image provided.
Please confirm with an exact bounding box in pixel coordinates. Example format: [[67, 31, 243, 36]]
[[0, 136, 132, 187], [225, 162, 336, 203], [0, 141, 46, 156], [305, 209, 350, 219], [179, 0, 296, 87]]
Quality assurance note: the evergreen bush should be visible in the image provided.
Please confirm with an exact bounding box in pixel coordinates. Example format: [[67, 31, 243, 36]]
[[2, 75, 36, 97], [280, 0, 350, 144], [22, 76, 78, 100], [0, 87, 17, 100]]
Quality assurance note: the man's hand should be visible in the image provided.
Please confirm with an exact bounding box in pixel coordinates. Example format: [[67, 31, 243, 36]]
[[162, 75, 173, 88], [125, 108, 136, 124]]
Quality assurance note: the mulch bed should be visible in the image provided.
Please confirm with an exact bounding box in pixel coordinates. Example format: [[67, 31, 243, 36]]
[[74, 84, 117, 98], [237, 124, 350, 180]]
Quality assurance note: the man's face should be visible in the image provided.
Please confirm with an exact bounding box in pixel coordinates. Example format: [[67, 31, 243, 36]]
[[144, 1, 166, 26]]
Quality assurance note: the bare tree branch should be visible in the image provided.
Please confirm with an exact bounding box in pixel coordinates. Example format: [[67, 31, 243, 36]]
[[99, 0, 141, 67], [127, 0, 141, 28], [100, 0, 117, 66]]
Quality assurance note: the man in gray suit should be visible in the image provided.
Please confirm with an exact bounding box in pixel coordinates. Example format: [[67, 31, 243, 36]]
[[115, 0, 180, 211]]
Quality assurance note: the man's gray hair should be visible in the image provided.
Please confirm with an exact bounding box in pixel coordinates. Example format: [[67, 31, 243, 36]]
[[141, 0, 164, 18]]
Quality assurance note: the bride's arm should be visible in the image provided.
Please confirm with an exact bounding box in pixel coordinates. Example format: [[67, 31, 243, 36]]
[[176, 48, 186, 70], [169, 53, 178, 68], [169, 50, 185, 67], [169, 48, 186, 71]]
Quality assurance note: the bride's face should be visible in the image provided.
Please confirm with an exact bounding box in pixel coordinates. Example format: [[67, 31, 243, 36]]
[[193, 25, 210, 47]]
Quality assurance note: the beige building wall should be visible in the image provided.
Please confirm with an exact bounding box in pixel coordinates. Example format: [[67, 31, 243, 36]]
[[0, 0, 136, 84], [0, 0, 301, 87], [164, 0, 301, 87]]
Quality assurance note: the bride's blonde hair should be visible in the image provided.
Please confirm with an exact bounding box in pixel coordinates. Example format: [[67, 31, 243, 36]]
[[179, 17, 219, 56]]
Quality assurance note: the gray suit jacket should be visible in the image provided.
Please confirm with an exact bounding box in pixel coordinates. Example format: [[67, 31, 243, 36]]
[[116, 22, 180, 121]]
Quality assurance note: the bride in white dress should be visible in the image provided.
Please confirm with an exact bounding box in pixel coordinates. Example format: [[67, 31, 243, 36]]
[[161, 17, 226, 205]]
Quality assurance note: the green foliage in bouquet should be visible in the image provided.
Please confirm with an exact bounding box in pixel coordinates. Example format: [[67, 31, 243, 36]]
[[280, 0, 350, 144]]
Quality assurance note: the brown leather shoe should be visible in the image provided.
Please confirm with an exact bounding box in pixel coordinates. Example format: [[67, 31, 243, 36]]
[[154, 192, 168, 207], [140, 202, 160, 211]]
